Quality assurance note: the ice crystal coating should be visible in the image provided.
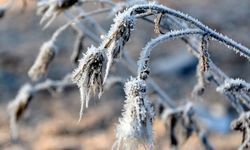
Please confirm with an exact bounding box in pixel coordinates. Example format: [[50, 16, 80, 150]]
[[72, 46, 105, 122], [217, 78, 250, 94], [113, 77, 155, 150]]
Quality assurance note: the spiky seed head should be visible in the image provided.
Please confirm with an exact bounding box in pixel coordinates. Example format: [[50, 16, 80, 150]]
[[113, 77, 155, 150], [72, 46, 105, 122], [104, 15, 135, 83]]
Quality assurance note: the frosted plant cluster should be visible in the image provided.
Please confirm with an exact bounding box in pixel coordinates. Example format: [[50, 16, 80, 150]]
[[2, 0, 250, 149], [72, 46, 105, 122]]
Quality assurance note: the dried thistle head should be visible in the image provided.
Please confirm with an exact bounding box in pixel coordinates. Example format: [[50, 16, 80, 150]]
[[72, 46, 105, 122], [231, 112, 250, 149], [37, 0, 78, 28], [7, 84, 33, 140], [113, 77, 155, 150], [28, 40, 57, 81], [103, 13, 136, 83]]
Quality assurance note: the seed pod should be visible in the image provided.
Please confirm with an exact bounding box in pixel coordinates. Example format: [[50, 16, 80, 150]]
[[7, 84, 33, 140], [28, 41, 57, 81]]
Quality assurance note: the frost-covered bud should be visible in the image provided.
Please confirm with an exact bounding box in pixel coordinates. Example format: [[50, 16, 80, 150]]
[[37, 0, 78, 28], [7, 84, 33, 139], [28, 41, 57, 81], [72, 46, 105, 122], [217, 78, 250, 94], [113, 77, 155, 150], [103, 14, 136, 83]]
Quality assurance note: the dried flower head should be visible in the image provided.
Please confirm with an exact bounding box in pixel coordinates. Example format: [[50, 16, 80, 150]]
[[37, 0, 78, 28], [28, 40, 57, 81], [72, 46, 105, 122], [231, 112, 250, 149], [7, 84, 33, 140], [113, 77, 155, 150], [103, 13, 136, 83], [161, 103, 197, 148]]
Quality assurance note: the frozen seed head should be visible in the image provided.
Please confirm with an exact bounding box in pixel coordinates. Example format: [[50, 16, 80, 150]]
[[217, 78, 250, 94], [28, 41, 57, 81], [38, 0, 78, 28], [113, 77, 155, 150], [7, 84, 33, 140], [72, 46, 105, 122], [103, 13, 136, 84]]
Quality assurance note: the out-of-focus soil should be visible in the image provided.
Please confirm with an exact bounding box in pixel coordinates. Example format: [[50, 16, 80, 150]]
[[0, 0, 250, 149]]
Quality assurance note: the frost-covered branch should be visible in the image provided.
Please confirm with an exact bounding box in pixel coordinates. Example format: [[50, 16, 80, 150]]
[[137, 29, 204, 80], [217, 78, 250, 94], [143, 13, 250, 110]]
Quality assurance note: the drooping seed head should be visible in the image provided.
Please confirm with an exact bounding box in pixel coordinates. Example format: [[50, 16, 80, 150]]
[[28, 41, 57, 81], [7, 84, 33, 140], [72, 46, 105, 122], [113, 77, 155, 150]]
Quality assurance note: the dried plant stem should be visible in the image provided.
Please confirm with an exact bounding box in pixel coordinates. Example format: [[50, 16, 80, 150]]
[[122, 51, 176, 108], [142, 15, 250, 110], [138, 29, 204, 79], [125, 4, 250, 59]]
